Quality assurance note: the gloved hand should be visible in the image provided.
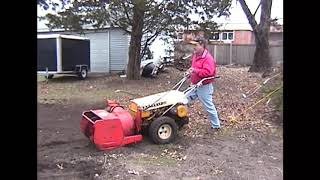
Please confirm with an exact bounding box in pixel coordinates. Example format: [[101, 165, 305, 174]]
[[184, 68, 193, 77]]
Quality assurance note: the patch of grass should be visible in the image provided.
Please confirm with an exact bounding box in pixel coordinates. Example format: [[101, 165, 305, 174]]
[[272, 89, 283, 111], [261, 82, 283, 110], [217, 126, 234, 136], [37, 75, 46, 82], [260, 75, 283, 120], [37, 83, 118, 104]]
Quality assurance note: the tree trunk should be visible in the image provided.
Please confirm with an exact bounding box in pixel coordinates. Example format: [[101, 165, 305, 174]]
[[249, 0, 273, 76], [126, 0, 145, 80], [238, 0, 273, 76], [249, 31, 272, 73]]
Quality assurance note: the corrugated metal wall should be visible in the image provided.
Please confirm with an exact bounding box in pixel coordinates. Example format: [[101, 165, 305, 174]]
[[38, 28, 130, 73], [83, 32, 109, 72], [109, 29, 130, 72]]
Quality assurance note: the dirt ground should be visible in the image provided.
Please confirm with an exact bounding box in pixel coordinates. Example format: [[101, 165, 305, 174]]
[[37, 66, 283, 180]]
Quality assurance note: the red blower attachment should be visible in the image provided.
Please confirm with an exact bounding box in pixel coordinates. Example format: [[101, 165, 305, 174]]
[[80, 100, 142, 150]]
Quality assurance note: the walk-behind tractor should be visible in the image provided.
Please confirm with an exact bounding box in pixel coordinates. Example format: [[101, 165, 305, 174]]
[[80, 73, 219, 150]]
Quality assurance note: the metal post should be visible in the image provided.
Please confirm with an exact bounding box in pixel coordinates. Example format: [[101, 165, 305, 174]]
[[46, 67, 49, 83], [214, 45, 217, 63], [229, 42, 232, 65], [56, 36, 62, 72]]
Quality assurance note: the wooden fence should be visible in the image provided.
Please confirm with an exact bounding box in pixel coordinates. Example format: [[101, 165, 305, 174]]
[[206, 44, 283, 65]]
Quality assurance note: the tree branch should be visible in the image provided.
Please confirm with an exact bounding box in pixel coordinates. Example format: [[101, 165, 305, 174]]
[[140, 30, 162, 59], [121, 1, 132, 26], [238, 0, 259, 32], [142, 16, 162, 33], [253, 1, 262, 17], [238, 0, 261, 42], [111, 19, 132, 34], [258, 0, 272, 42]]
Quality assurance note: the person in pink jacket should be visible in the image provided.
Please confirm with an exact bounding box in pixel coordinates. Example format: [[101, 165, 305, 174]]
[[187, 35, 220, 131]]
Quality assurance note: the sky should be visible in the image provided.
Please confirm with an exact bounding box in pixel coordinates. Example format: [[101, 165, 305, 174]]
[[216, 0, 283, 24], [38, 0, 283, 29], [37, 0, 283, 59], [150, 0, 283, 60]]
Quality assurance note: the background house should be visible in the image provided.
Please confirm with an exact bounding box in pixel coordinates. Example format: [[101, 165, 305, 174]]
[[269, 24, 283, 45], [38, 26, 130, 73], [176, 24, 283, 45], [174, 24, 283, 66]]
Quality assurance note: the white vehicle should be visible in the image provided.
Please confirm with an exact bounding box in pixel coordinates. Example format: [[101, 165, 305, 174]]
[[140, 48, 165, 77]]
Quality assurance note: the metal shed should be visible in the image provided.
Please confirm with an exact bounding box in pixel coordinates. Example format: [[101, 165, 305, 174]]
[[37, 28, 130, 73]]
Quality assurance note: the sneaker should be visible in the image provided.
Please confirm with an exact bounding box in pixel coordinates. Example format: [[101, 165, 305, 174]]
[[210, 127, 220, 133]]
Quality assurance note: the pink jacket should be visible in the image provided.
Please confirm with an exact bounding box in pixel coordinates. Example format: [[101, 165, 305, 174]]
[[190, 49, 216, 85]]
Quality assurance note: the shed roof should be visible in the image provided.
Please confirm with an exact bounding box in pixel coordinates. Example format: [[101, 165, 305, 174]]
[[37, 34, 89, 40]]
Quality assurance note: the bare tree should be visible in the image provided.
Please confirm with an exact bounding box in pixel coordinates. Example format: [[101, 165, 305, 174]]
[[238, 0, 273, 76]]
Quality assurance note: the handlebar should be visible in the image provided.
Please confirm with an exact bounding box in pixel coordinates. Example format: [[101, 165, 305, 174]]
[[182, 76, 220, 95], [173, 69, 221, 92], [198, 76, 220, 84]]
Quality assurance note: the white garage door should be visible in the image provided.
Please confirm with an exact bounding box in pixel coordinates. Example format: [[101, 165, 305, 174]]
[[109, 29, 130, 72], [84, 32, 109, 72]]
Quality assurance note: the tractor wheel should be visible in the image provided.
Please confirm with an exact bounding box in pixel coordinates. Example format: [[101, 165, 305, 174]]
[[148, 116, 178, 144], [45, 74, 54, 79], [78, 67, 88, 79]]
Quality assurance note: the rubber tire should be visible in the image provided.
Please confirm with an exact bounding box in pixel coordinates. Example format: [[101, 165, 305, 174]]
[[45, 74, 54, 79], [142, 63, 155, 77], [78, 68, 88, 79], [148, 116, 178, 144]]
